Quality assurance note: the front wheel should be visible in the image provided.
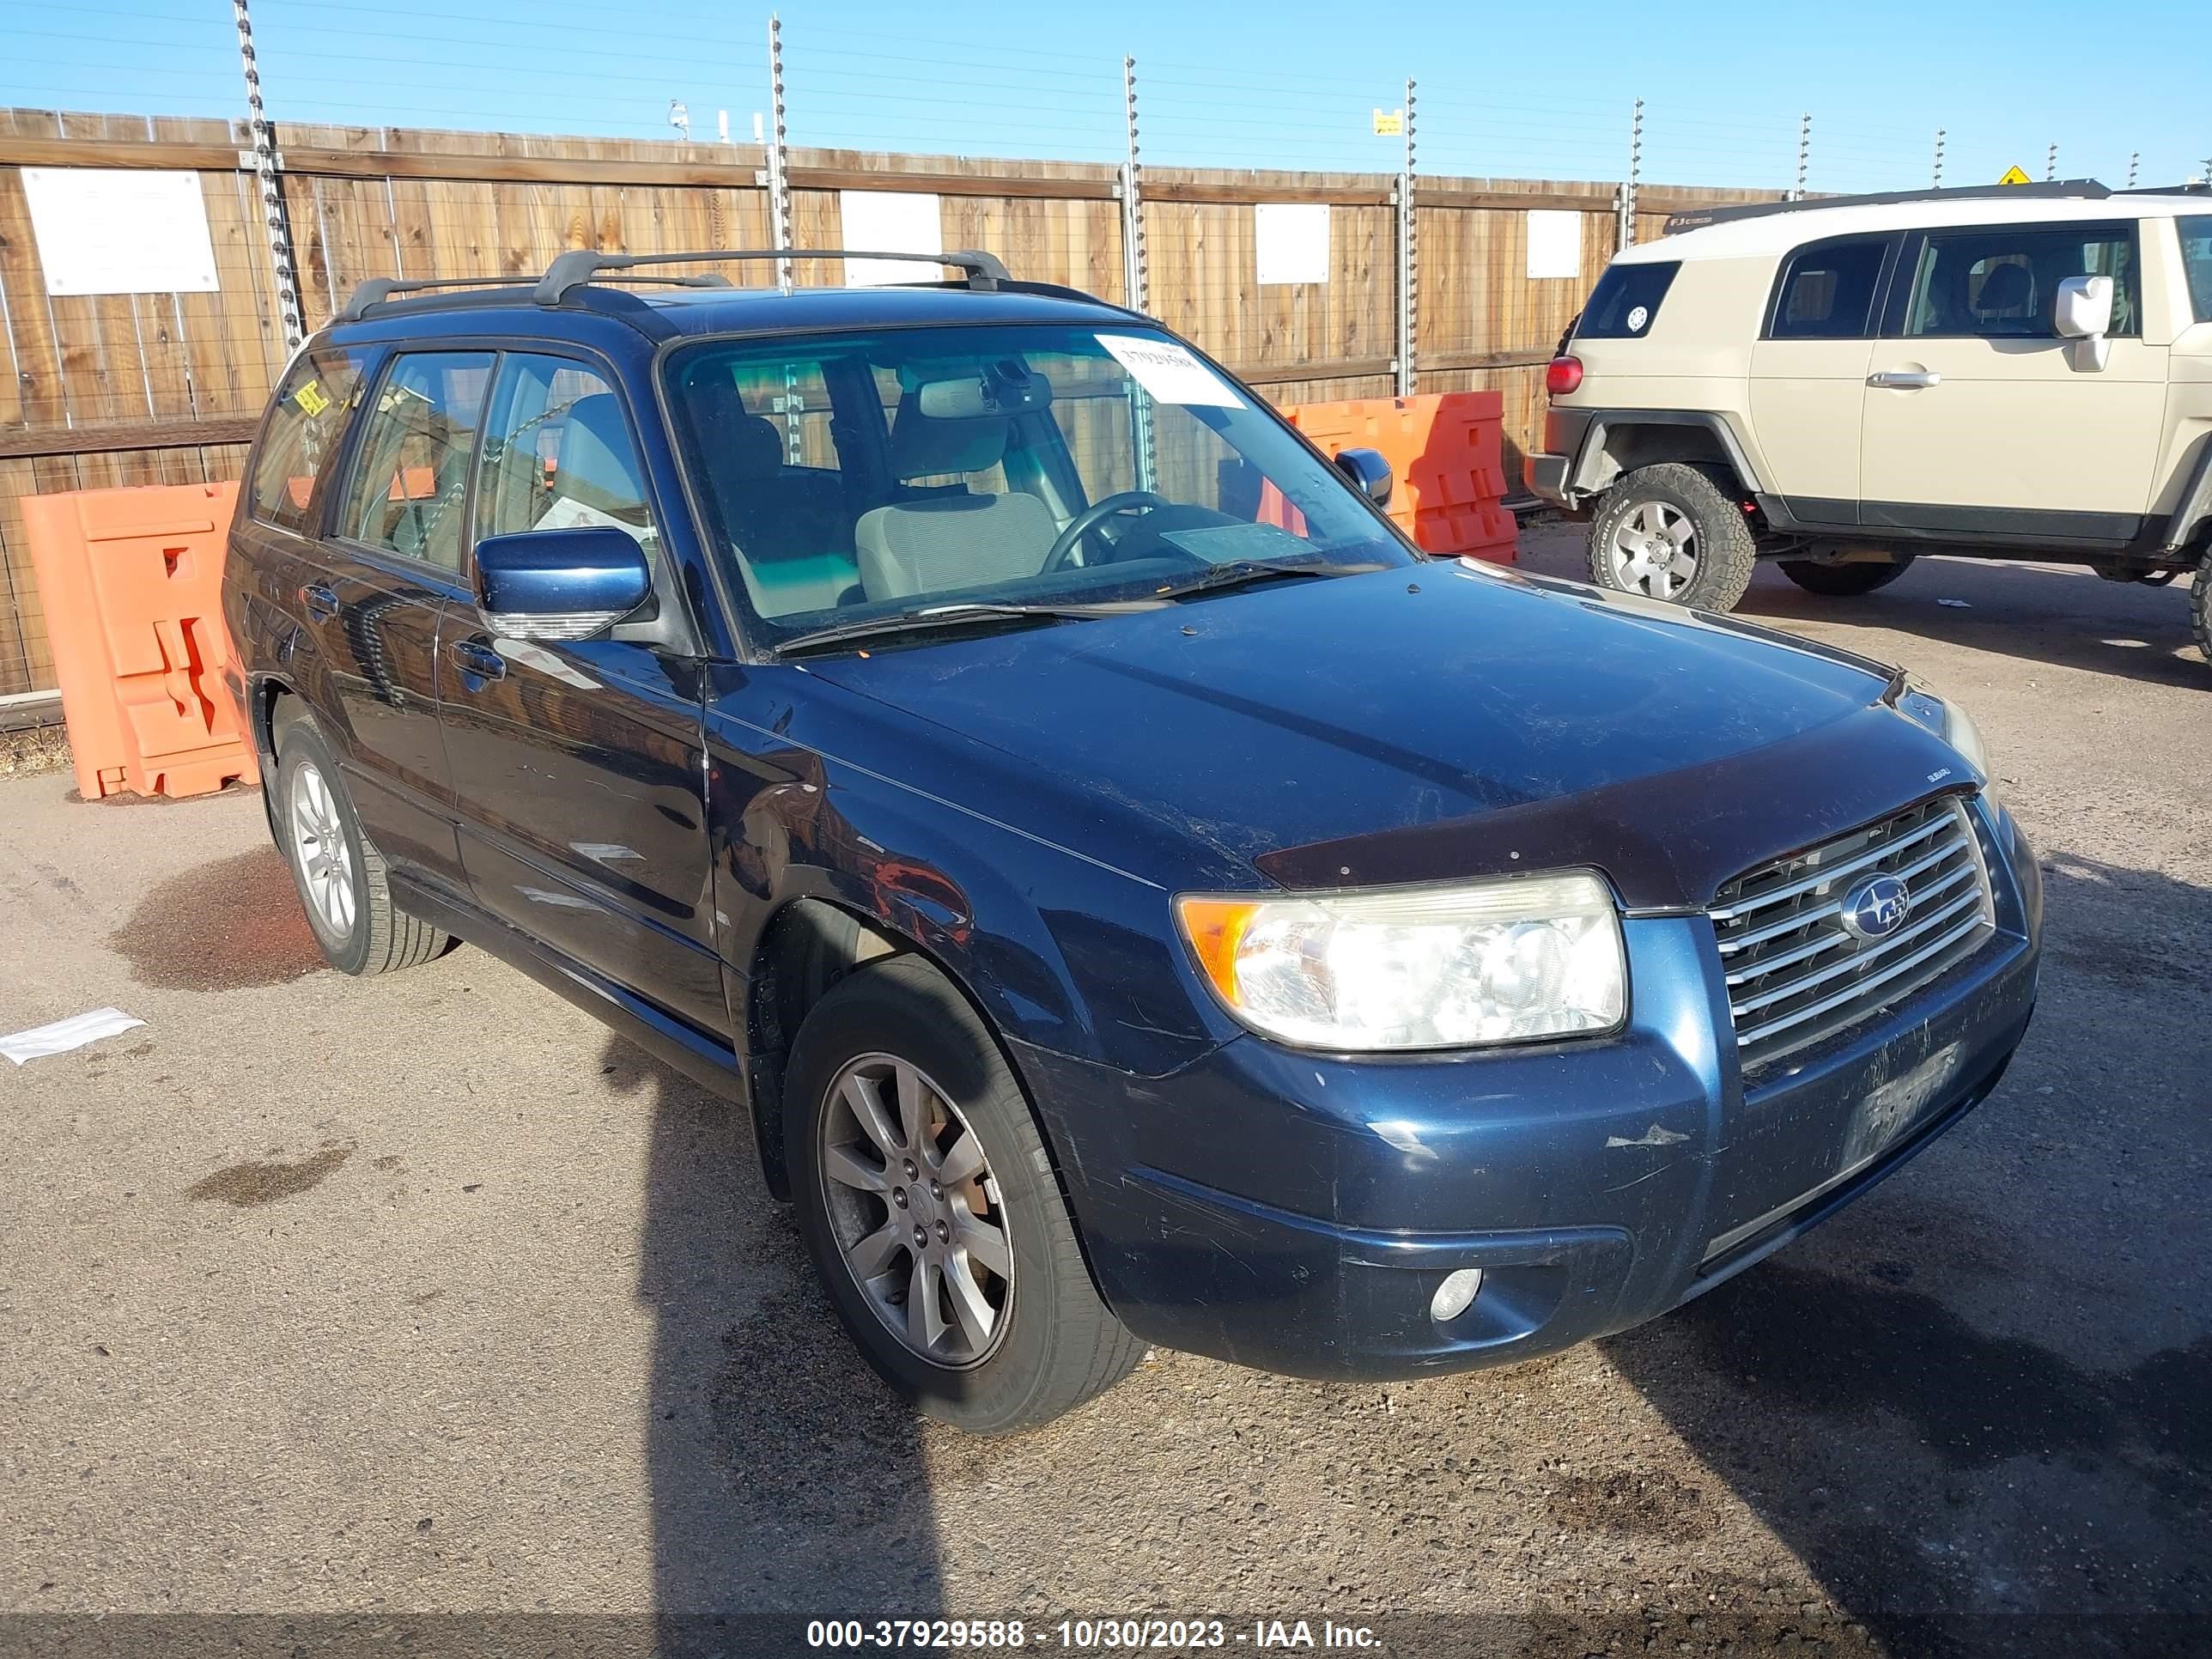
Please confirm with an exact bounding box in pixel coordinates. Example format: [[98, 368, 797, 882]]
[[784, 955, 1143, 1433], [1586, 462, 1758, 611], [1778, 556, 1915, 597]]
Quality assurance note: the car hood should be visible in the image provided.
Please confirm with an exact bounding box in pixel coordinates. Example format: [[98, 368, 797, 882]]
[[801, 562, 1975, 909]]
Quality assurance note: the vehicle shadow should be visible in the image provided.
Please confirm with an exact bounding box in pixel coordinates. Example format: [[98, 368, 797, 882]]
[[599, 1035, 948, 1647], [1730, 556, 2208, 691], [1601, 850, 2212, 1656]]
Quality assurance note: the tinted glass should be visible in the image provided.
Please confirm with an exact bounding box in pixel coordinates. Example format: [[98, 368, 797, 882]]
[[1767, 238, 1888, 339], [665, 325, 1411, 635], [339, 352, 495, 570], [1900, 224, 2140, 339], [2180, 216, 2212, 324], [249, 349, 368, 532], [1577, 262, 1679, 339], [474, 354, 657, 556]]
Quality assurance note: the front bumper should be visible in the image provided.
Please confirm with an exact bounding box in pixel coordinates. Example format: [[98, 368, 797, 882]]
[[1019, 801, 2041, 1382]]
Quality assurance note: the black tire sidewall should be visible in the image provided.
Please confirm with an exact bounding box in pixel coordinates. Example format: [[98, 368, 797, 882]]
[[274, 721, 374, 975], [1589, 465, 1755, 611], [1778, 555, 1913, 597], [783, 957, 1078, 1431]]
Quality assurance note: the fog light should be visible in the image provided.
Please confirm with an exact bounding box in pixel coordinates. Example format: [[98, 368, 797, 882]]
[[1430, 1267, 1485, 1323]]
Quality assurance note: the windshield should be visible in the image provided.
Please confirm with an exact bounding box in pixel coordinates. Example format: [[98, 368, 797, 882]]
[[662, 324, 1412, 644]]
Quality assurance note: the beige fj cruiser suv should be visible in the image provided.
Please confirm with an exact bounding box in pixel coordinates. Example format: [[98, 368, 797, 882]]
[[1525, 182, 2212, 659]]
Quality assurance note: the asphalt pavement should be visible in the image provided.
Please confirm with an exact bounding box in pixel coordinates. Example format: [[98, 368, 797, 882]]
[[2, 530, 2207, 1658]]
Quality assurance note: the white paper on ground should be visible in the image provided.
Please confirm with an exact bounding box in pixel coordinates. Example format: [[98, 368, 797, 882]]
[[1, 1007, 146, 1066], [1095, 334, 1245, 409]]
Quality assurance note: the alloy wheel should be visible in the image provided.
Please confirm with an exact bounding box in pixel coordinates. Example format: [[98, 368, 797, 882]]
[[818, 1054, 1013, 1368], [1607, 500, 1701, 599], [288, 760, 357, 938]]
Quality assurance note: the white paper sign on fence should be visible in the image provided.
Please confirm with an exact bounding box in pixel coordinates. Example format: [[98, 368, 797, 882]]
[[1525, 210, 1583, 281], [838, 191, 945, 287], [21, 169, 219, 295], [1255, 204, 1330, 285]]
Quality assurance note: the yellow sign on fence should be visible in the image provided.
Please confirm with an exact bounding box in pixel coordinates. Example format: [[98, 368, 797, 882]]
[[1372, 109, 1403, 137], [1997, 165, 2033, 185]]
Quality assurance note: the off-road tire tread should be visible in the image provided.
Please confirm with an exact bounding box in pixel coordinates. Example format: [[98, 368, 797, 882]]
[[2193, 547, 2212, 665], [1588, 461, 1759, 612]]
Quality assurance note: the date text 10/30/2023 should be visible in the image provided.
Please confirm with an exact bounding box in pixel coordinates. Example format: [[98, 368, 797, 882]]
[[805, 1618, 1383, 1650]]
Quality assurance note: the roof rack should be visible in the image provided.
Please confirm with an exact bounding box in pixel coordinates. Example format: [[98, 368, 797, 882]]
[[532, 247, 1012, 304], [1662, 179, 2112, 235], [337, 246, 1015, 325]]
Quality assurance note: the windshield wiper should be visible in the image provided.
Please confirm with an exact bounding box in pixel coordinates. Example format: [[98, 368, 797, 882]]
[[1146, 560, 1347, 603], [775, 599, 1155, 657]]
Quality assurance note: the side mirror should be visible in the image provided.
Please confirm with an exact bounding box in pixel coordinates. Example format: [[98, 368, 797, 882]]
[[2054, 274, 2113, 339], [1334, 447, 1394, 507], [474, 526, 651, 641]]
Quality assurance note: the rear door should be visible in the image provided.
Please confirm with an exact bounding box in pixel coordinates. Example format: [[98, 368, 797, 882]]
[[1747, 233, 1896, 523], [1858, 220, 2168, 540], [439, 348, 725, 1035], [302, 348, 494, 892]]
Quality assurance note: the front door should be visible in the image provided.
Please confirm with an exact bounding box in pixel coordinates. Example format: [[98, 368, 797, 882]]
[[1858, 220, 2169, 541], [437, 349, 726, 1036]]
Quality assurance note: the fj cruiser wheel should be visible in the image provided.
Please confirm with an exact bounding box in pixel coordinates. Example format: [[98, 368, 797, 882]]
[[1778, 556, 1915, 598], [2194, 548, 2212, 665], [273, 715, 451, 976], [1588, 463, 1758, 611], [784, 954, 1143, 1434]]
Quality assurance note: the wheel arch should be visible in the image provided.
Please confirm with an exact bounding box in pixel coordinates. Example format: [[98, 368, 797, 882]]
[[1570, 411, 1765, 501]]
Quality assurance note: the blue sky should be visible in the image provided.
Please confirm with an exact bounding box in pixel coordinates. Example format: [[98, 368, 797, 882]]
[[6, 0, 2206, 193]]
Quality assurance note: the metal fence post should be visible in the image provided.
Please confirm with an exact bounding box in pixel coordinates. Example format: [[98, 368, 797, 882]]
[[2045, 143, 2058, 182], [1395, 77, 1416, 398], [764, 14, 793, 290], [1932, 128, 1946, 187], [1620, 97, 1643, 249], [2127, 151, 2140, 188], [1120, 55, 1155, 490], [232, 0, 303, 352], [1793, 112, 1810, 199]]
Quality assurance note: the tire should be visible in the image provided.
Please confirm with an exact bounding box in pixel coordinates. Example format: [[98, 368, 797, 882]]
[[2194, 547, 2212, 665], [1587, 462, 1759, 611], [784, 954, 1142, 1434], [272, 714, 451, 976], [1778, 556, 1915, 598]]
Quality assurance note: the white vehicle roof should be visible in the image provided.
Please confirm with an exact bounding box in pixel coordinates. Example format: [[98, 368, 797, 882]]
[[1617, 189, 2211, 265]]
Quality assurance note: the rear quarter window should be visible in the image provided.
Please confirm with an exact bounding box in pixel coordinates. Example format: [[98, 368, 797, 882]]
[[249, 349, 368, 532], [1577, 261, 1680, 340], [2180, 216, 2212, 323]]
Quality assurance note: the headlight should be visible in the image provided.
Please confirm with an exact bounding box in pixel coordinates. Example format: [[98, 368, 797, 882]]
[[1899, 683, 1997, 805], [1176, 872, 1626, 1052]]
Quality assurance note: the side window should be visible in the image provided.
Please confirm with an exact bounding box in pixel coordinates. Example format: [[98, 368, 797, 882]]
[[1899, 224, 2141, 340], [1576, 261, 1680, 339], [1767, 238, 1889, 339], [338, 351, 495, 570], [474, 354, 656, 555], [249, 349, 368, 532], [2180, 216, 2212, 324]]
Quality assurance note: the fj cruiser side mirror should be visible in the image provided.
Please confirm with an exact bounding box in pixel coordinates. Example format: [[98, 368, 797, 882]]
[[2054, 274, 2114, 371], [474, 526, 652, 641], [1334, 447, 1394, 507]]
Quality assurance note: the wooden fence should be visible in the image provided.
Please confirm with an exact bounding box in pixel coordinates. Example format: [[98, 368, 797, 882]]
[[0, 108, 1783, 700]]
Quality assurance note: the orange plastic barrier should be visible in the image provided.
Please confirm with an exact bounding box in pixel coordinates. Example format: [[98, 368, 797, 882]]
[[20, 480, 259, 801], [1280, 391, 1518, 563]]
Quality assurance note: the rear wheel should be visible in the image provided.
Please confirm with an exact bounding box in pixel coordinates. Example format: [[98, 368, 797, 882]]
[[1778, 556, 1915, 597], [785, 954, 1143, 1433], [2193, 547, 2212, 665], [1587, 462, 1758, 611], [273, 714, 450, 976]]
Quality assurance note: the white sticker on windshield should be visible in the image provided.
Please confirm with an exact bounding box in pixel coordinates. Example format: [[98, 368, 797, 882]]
[[1095, 334, 1245, 409]]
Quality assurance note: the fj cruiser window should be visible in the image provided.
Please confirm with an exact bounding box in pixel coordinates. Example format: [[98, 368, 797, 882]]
[[249, 349, 367, 532], [1577, 261, 1679, 339], [2181, 216, 2212, 323], [1899, 223, 2139, 339], [1765, 236, 1891, 339]]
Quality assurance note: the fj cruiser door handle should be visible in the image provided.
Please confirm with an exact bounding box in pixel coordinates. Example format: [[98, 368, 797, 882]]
[[1869, 368, 1941, 389]]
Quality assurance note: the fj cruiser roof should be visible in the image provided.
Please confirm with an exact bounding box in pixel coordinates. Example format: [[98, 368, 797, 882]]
[[1634, 181, 2212, 264]]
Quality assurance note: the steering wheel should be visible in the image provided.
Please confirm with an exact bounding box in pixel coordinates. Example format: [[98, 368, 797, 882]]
[[1040, 490, 1174, 573]]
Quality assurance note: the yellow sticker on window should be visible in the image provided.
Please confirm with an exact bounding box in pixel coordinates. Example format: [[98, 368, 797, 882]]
[[293, 380, 331, 417]]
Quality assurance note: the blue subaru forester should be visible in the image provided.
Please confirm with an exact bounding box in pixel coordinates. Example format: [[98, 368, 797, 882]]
[[222, 248, 2040, 1432]]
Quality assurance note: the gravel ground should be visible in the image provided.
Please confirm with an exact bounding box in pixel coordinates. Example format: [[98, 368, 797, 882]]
[[2, 530, 2207, 1658]]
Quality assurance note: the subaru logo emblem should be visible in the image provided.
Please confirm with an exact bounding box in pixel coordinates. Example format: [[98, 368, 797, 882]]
[[1841, 874, 1911, 940]]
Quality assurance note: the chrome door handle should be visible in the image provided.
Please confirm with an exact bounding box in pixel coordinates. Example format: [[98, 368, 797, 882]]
[[448, 638, 507, 683], [1869, 368, 1941, 389], [298, 582, 339, 619]]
